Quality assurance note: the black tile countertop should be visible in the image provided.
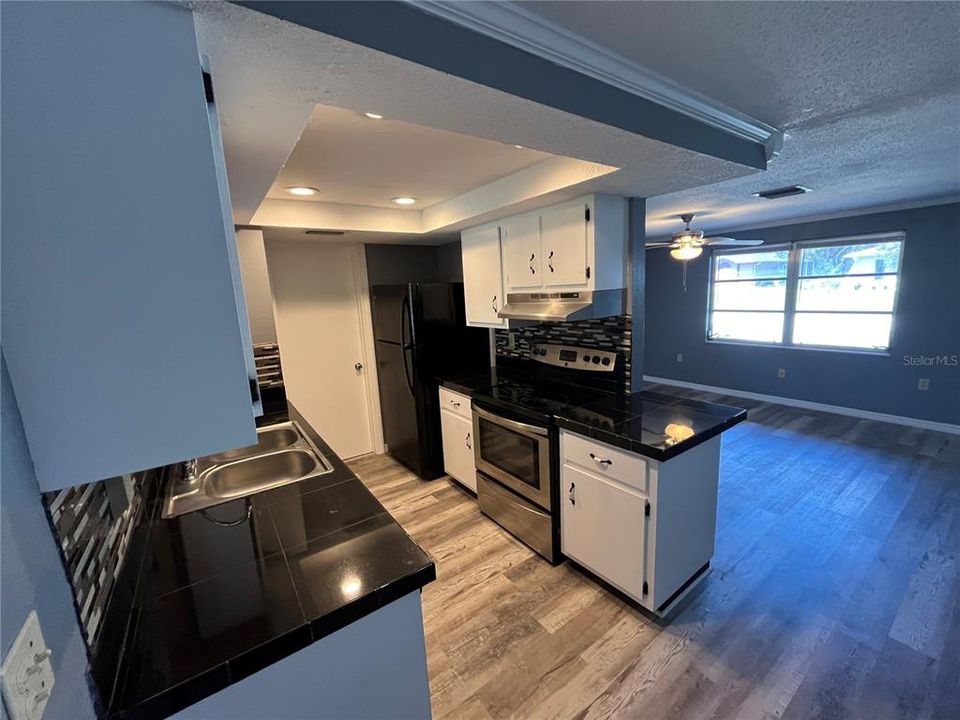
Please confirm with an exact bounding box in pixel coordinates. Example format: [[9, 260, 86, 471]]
[[104, 403, 435, 720], [554, 390, 748, 462]]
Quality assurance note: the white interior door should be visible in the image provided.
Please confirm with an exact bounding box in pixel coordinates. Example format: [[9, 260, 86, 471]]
[[264, 240, 375, 459]]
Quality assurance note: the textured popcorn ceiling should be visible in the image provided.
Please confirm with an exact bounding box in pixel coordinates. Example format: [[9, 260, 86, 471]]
[[519, 1, 960, 236], [195, 1, 959, 237], [192, 2, 756, 227]]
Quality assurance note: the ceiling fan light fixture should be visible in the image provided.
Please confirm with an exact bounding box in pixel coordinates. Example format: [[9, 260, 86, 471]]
[[672, 229, 703, 245], [670, 245, 703, 261]]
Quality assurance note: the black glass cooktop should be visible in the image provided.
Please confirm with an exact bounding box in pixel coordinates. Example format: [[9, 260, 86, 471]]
[[474, 379, 611, 423]]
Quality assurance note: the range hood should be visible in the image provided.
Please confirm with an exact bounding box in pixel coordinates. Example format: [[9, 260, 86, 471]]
[[498, 290, 625, 323]]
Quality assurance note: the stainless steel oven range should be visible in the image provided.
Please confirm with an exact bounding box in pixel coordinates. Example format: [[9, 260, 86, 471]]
[[470, 344, 621, 564]]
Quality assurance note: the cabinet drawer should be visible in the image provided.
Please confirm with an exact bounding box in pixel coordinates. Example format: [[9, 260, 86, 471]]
[[561, 430, 648, 493], [439, 387, 471, 419]]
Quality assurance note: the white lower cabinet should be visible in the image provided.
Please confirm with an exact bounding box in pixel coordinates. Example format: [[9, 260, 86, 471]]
[[561, 463, 647, 600], [439, 390, 476, 492], [560, 430, 722, 616]]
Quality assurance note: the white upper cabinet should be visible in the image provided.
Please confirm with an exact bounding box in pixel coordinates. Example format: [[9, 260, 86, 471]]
[[540, 203, 589, 287], [463, 195, 626, 306], [1, 2, 258, 490], [501, 214, 542, 291], [461, 225, 507, 328]]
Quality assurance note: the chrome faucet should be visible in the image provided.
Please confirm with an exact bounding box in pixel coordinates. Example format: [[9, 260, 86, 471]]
[[182, 458, 199, 487]]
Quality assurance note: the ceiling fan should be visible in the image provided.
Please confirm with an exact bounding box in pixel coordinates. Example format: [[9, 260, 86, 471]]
[[646, 213, 763, 260]]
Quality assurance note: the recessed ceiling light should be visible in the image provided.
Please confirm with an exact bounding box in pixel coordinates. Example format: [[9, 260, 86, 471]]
[[286, 186, 318, 196], [514, 144, 524, 149], [392, 197, 417, 206], [364, 112, 384, 120]]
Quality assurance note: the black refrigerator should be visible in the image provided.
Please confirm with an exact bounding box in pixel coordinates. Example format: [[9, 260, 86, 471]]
[[371, 282, 490, 479]]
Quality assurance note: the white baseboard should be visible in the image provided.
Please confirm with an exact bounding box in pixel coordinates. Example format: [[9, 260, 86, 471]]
[[643, 375, 960, 435]]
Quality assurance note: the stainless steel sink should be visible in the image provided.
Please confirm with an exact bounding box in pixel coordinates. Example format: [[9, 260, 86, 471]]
[[162, 421, 334, 519], [206, 450, 321, 500], [203, 425, 300, 464]]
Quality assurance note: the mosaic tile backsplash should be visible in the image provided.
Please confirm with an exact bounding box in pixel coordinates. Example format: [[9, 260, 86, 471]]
[[44, 471, 153, 648], [494, 314, 632, 391]]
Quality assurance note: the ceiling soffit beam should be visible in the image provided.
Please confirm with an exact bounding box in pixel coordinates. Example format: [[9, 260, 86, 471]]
[[235, 0, 774, 170], [251, 156, 619, 233], [251, 200, 423, 232], [414, 1, 783, 162], [422, 156, 618, 231]]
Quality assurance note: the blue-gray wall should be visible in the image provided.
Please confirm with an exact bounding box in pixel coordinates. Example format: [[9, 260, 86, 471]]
[[1, 355, 97, 719], [644, 202, 960, 425]]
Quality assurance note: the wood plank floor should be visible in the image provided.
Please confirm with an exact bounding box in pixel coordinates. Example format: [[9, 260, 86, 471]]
[[347, 388, 960, 720]]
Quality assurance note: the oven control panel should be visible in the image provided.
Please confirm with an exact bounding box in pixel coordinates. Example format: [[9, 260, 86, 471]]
[[530, 344, 618, 372]]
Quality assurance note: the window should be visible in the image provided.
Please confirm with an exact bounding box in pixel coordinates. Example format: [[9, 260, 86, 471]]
[[708, 233, 904, 352]]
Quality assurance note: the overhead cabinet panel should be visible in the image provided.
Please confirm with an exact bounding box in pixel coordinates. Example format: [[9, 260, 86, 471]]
[[461, 226, 507, 327], [540, 203, 589, 287], [1, 2, 258, 490], [502, 214, 542, 292]]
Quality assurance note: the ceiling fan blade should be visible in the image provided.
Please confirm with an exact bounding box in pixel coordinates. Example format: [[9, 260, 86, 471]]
[[704, 237, 763, 246], [644, 242, 675, 248]]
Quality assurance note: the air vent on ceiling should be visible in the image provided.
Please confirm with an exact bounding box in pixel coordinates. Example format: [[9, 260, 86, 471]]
[[304, 229, 345, 236], [753, 185, 812, 200]]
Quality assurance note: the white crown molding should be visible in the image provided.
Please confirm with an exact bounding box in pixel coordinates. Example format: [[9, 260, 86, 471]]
[[644, 376, 960, 435], [408, 0, 783, 159]]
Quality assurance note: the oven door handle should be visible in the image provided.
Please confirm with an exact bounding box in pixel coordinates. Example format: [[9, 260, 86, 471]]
[[472, 405, 548, 437]]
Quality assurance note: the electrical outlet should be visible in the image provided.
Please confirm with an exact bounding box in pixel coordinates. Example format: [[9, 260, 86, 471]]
[[1, 611, 55, 720], [676, 353, 683, 363], [507, 331, 516, 350], [918, 378, 930, 391], [777, 368, 786, 379]]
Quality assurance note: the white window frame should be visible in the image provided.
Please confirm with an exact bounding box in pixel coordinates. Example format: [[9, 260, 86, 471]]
[[706, 231, 905, 354]]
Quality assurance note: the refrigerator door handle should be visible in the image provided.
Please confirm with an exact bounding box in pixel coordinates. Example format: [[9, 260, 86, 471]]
[[402, 345, 416, 396], [400, 292, 416, 396]]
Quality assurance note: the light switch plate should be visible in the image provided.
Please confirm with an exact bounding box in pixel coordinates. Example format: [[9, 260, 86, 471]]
[[918, 378, 930, 391], [777, 368, 786, 379], [1, 611, 55, 720]]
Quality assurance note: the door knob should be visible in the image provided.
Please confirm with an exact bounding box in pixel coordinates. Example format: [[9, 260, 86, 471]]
[[355, 363, 364, 371]]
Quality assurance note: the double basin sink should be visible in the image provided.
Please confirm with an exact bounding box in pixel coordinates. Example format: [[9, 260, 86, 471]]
[[162, 421, 334, 519]]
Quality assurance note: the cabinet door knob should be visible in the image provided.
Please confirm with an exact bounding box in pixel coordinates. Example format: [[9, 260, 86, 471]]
[[589, 452, 612, 466], [355, 362, 364, 371], [569, 482, 576, 505], [451, 401, 461, 408]]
